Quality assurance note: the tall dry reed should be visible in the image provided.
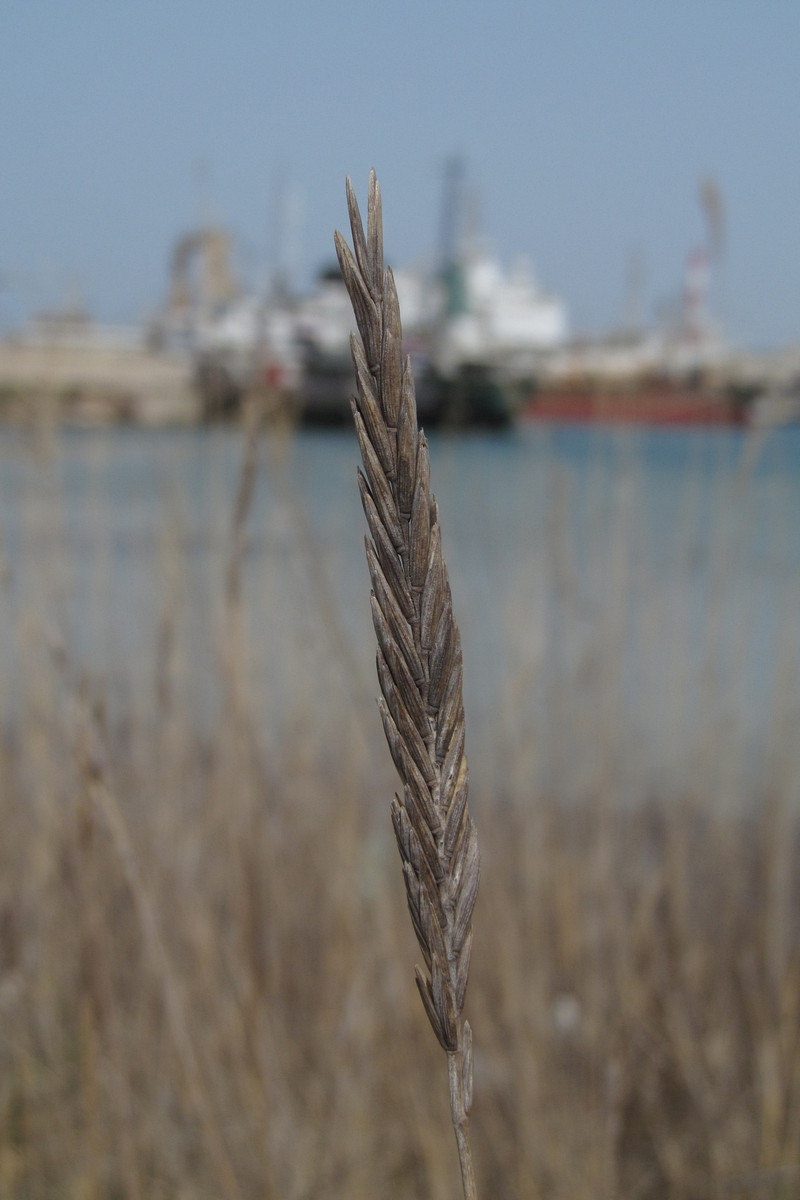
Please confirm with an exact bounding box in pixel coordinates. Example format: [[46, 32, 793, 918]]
[[335, 172, 481, 1199]]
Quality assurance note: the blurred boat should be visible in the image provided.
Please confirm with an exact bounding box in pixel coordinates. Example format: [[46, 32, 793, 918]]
[[524, 372, 748, 426], [171, 241, 568, 427], [522, 249, 753, 427], [156, 160, 568, 427]]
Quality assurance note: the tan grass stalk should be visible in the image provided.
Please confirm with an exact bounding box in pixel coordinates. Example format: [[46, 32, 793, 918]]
[[335, 171, 480, 1200], [76, 700, 246, 1200]]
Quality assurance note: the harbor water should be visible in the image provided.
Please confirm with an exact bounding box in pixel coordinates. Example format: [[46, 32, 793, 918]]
[[1, 421, 798, 810]]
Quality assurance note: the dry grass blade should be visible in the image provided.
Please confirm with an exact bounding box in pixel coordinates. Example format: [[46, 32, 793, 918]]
[[76, 698, 246, 1200], [335, 171, 480, 1200]]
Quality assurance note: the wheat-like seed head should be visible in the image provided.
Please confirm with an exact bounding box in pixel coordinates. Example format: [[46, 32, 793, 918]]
[[335, 172, 480, 1066]]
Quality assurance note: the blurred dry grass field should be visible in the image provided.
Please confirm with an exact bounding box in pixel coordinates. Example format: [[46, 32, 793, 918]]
[[1, 414, 799, 1199]]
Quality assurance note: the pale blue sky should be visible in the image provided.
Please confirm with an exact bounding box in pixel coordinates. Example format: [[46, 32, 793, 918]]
[[1, 1, 797, 348]]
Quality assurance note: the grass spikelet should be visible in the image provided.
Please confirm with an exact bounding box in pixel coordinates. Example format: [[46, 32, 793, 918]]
[[336, 170, 481, 1200]]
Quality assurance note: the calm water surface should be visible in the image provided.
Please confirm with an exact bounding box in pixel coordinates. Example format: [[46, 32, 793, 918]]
[[1, 421, 798, 806]]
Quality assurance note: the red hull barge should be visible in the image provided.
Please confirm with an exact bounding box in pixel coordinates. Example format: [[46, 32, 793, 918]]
[[522, 376, 748, 426]]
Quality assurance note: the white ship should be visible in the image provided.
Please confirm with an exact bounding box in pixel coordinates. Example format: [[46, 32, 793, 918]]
[[158, 164, 569, 425]]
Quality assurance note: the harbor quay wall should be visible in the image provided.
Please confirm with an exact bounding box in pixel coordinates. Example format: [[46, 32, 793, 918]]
[[0, 339, 199, 425]]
